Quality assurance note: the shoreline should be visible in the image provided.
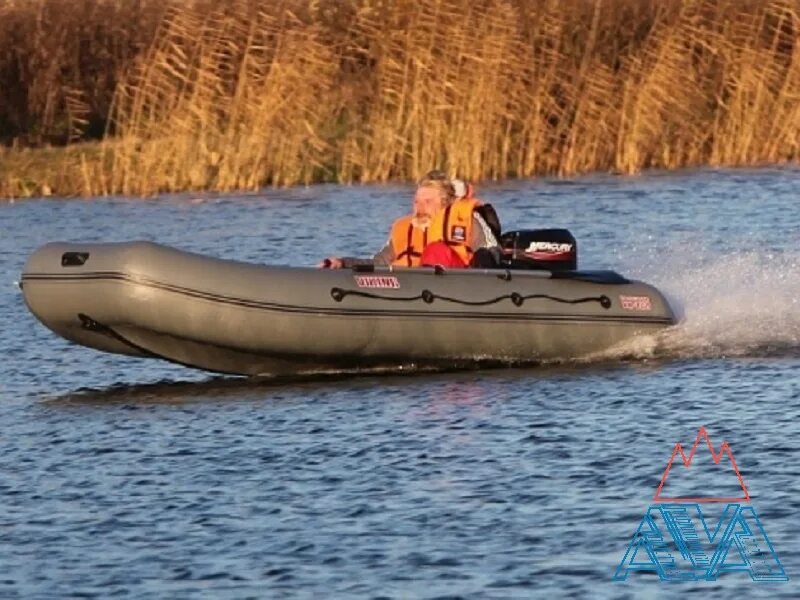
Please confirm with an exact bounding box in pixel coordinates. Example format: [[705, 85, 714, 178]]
[[1, 142, 796, 201]]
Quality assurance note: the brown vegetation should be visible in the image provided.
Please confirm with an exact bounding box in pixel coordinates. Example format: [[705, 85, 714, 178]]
[[2, 0, 800, 197], [0, 0, 167, 146]]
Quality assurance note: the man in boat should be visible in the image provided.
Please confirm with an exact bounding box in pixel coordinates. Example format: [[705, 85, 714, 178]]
[[421, 172, 501, 268], [320, 171, 500, 269]]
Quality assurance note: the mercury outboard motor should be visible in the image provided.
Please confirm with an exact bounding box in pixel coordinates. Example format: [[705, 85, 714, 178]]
[[499, 229, 577, 271]]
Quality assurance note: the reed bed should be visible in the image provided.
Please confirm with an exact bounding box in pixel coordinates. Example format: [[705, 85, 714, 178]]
[[0, 141, 106, 198], [0, 0, 167, 147], [2, 0, 800, 197]]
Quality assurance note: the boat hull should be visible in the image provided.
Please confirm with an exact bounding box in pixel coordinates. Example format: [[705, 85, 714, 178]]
[[21, 242, 675, 375]]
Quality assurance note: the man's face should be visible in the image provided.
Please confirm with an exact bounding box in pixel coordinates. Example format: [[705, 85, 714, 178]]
[[413, 186, 445, 220]]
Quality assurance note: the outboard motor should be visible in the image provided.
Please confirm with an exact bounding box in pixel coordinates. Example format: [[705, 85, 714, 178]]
[[499, 229, 577, 271]]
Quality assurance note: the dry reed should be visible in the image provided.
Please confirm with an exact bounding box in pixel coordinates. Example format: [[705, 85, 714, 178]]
[[2, 0, 800, 197], [0, 0, 168, 147]]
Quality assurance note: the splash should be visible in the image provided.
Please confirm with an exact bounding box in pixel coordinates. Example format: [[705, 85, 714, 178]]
[[609, 247, 800, 360]]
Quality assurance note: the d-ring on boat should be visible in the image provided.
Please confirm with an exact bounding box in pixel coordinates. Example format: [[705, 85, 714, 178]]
[[20, 233, 675, 376]]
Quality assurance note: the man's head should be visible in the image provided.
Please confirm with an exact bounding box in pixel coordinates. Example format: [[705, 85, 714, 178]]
[[413, 173, 455, 226]]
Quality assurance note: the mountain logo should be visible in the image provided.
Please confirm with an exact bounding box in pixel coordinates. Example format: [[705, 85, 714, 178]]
[[653, 426, 750, 503], [614, 426, 788, 582]]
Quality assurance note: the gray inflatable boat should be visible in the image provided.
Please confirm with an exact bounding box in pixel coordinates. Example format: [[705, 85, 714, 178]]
[[20, 241, 675, 376]]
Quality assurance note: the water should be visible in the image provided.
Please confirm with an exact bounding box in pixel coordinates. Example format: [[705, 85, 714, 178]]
[[1, 168, 799, 598]]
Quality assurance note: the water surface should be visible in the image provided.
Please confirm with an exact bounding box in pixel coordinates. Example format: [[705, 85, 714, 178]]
[[2, 168, 799, 597]]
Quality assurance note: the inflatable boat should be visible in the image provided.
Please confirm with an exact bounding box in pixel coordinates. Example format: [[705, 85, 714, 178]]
[[20, 238, 675, 376]]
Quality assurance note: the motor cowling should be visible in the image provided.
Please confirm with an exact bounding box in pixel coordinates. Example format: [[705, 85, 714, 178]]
[[499, 229, 577, 271]]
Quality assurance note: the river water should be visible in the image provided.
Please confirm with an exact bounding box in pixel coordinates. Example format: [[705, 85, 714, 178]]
[[1, 168, 799, 598]]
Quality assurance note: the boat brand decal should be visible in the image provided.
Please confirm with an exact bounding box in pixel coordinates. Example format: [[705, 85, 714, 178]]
[[524, 241, 574, 260], [450, 225, 467, 242], [354, 275, 400, 289], [525, 241, 573, 254], [614, 426, 788, 583], [619, 295, 652, 311]]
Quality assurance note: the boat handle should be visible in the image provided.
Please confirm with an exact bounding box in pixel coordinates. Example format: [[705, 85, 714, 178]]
[[61, 252, 90, 267]]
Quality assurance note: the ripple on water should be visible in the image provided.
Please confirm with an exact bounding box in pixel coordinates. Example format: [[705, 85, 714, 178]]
[[2, 169, 800, 597]]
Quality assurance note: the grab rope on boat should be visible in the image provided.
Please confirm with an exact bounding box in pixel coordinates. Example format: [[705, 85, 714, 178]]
[[329, 288, 611, 309]]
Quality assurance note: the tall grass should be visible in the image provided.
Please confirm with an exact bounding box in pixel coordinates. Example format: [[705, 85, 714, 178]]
[[106, 1, 338, 193], [2, 0, 800, 197], [0, 0, 167, 146]]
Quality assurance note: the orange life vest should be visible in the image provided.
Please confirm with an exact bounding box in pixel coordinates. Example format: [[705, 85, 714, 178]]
[[390, 215, 429, 267], [428, 197, 482, 265]]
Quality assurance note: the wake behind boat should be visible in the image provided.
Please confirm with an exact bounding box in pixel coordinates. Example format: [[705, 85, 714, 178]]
[[20, 240, 675, 376]]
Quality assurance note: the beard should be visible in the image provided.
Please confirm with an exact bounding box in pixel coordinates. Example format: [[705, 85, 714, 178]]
[[412, 214, 431, 228]]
